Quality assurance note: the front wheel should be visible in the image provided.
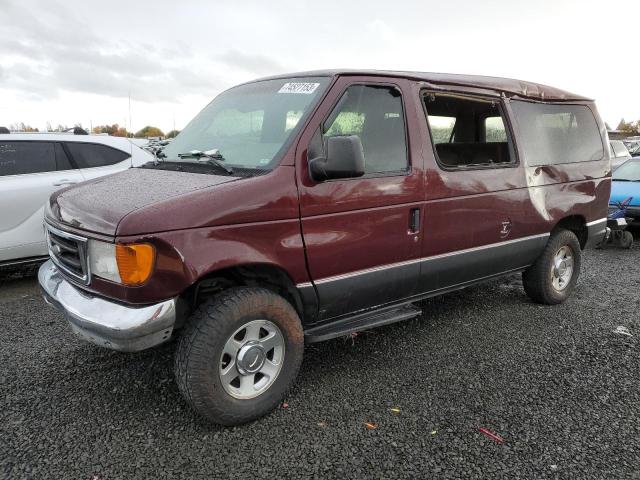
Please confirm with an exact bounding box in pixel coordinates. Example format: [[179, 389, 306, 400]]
[[523, 229, 582, 305], [174, 287, 304, 425]]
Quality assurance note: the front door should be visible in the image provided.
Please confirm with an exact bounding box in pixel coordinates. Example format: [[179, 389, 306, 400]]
[[296, 77, 425, 320]]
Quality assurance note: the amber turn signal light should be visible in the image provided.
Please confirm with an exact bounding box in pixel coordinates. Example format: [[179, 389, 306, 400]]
[[115, 243, 155, 286]]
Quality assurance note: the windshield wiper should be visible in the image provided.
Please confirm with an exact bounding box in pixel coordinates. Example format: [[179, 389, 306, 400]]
[[177, 149, 234, 174]]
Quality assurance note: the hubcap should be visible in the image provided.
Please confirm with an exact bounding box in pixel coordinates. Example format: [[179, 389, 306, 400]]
[[219, 319, 285, 399], [236, 342, 266, 375], [551, 245, 574, 291]]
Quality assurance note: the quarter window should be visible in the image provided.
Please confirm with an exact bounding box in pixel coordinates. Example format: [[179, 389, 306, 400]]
[[510, 101, 604, 166], [323, 85, 408, 174], [65, 142, 129, 168], [424, 93, 514, 169], [0, 142, 58, 176]]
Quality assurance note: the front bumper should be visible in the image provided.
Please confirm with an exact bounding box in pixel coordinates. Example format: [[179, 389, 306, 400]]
[[38, 260, 177, 352]]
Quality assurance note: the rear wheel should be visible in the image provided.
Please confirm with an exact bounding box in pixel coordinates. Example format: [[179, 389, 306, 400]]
[[174, 287, 304, 425], [523, 229, 581, 305]]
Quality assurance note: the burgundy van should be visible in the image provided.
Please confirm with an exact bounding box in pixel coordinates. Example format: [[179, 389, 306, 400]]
[[39, 70, 610, 425]]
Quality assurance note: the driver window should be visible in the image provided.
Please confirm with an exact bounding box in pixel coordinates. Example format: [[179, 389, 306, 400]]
[[323, 85, 408, 174]]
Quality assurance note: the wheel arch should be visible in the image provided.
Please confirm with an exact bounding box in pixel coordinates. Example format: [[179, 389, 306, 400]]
[[181, 263, 306, 325], [552, 215, 588, 249]]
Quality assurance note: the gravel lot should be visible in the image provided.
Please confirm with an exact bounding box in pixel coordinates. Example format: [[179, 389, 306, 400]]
[[2, 237, 639, 479]]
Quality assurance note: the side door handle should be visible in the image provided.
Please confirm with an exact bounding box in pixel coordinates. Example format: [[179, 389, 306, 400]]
[[53, 179, 77, 186], [409, 208, 421, 234]]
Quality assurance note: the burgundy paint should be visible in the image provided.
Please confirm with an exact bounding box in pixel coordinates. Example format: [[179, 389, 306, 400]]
[[45, 71, 611, 313]]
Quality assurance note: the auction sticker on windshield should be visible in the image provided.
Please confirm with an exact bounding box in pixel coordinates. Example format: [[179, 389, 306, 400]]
[[278, 82, 320, 94]]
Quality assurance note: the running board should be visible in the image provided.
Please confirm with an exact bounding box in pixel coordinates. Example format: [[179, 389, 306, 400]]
[[304, 303, 423, 343]]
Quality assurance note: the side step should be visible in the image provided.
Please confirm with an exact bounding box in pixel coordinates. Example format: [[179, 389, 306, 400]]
[[304, 303, 423, 343]]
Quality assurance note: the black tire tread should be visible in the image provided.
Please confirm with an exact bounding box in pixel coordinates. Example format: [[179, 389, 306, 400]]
[[174, 287, 303, 426]]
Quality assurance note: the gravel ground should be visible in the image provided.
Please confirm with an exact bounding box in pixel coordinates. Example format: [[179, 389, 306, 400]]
[[2, 237, 640, 479]]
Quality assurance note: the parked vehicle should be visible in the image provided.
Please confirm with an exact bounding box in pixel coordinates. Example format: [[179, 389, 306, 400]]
[[610, 158, 640, 223], [0, 132, 152, 273], [628, 142, 640, 157], [600, 196, 634, 249], [623, 138, 640, 157], [610, 140, 632, 169], [39, 70, 610, 425]]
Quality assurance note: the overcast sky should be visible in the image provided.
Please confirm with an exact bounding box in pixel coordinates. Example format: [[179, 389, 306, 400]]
[[1, 0, 638, 133]]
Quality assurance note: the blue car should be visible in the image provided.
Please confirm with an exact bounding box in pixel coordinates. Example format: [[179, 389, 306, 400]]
[[610, 158, 640, 222]]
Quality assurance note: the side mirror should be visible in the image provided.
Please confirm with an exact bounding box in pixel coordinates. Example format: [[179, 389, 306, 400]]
[[309, 135, 365, 181]]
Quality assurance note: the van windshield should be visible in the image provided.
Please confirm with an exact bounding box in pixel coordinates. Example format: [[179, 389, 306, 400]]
[[161, 77, 329, 170]]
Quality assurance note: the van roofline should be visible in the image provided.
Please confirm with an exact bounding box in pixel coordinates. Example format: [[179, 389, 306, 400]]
[[249, 69, 592, 102]]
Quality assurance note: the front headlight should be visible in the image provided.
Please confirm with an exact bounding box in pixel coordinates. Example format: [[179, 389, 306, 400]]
[[88, 240, 155, 286]]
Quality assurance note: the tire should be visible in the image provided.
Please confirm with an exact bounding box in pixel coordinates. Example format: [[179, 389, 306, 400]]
[[174, 287, 304, 426], [621, 231, 634, 249], [522, 229, 582, 305]]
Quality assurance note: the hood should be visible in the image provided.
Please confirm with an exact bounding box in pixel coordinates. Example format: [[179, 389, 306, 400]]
[[48, 168, 239, 235], [609, 180, 640, 206]]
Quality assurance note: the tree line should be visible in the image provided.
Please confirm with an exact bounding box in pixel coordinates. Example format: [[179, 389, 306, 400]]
[[5, 122, 180, 138], [615, 119, 640, 136]]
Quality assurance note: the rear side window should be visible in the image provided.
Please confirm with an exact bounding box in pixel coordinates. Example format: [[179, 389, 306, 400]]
[[423, 93, 514, 169], [65, 142, 129, 168], [54, 144, 73, 170], [0, 142, 58, 176], [485, 116, 508, 142], [428, 116, 456, 144], [510, 102, 604, 166], [323, 85, 408, 175]]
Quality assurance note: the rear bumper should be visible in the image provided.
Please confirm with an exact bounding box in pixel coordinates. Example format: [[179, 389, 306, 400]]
[[38, 260, 177, 352], [585, 218, 608, 248]]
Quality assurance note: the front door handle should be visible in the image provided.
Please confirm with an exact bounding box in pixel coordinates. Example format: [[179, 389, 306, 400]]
[[409, 208, 420, 234], [53, 179, 77, 186]]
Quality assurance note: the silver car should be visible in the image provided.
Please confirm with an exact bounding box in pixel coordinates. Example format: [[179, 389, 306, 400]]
[[0, 132, 152, 272], [610, 140, 632, 170]]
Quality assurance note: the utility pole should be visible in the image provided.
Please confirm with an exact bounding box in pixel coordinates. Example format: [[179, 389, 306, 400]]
[[128, 92, 132, 137]]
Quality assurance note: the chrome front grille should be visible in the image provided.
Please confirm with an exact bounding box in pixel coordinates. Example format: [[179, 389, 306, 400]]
[[45, 224, 89, 284]]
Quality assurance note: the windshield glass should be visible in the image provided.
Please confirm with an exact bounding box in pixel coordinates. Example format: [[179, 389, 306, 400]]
[[162, 77, 330, 169], [613, 160, 640, 181]]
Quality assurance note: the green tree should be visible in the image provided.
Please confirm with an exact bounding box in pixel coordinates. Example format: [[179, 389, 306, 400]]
[[92, 124, 130, 137], [616, 119, 639, 134], [166, 129, 180, 138], [135, 126, 165, 138]]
